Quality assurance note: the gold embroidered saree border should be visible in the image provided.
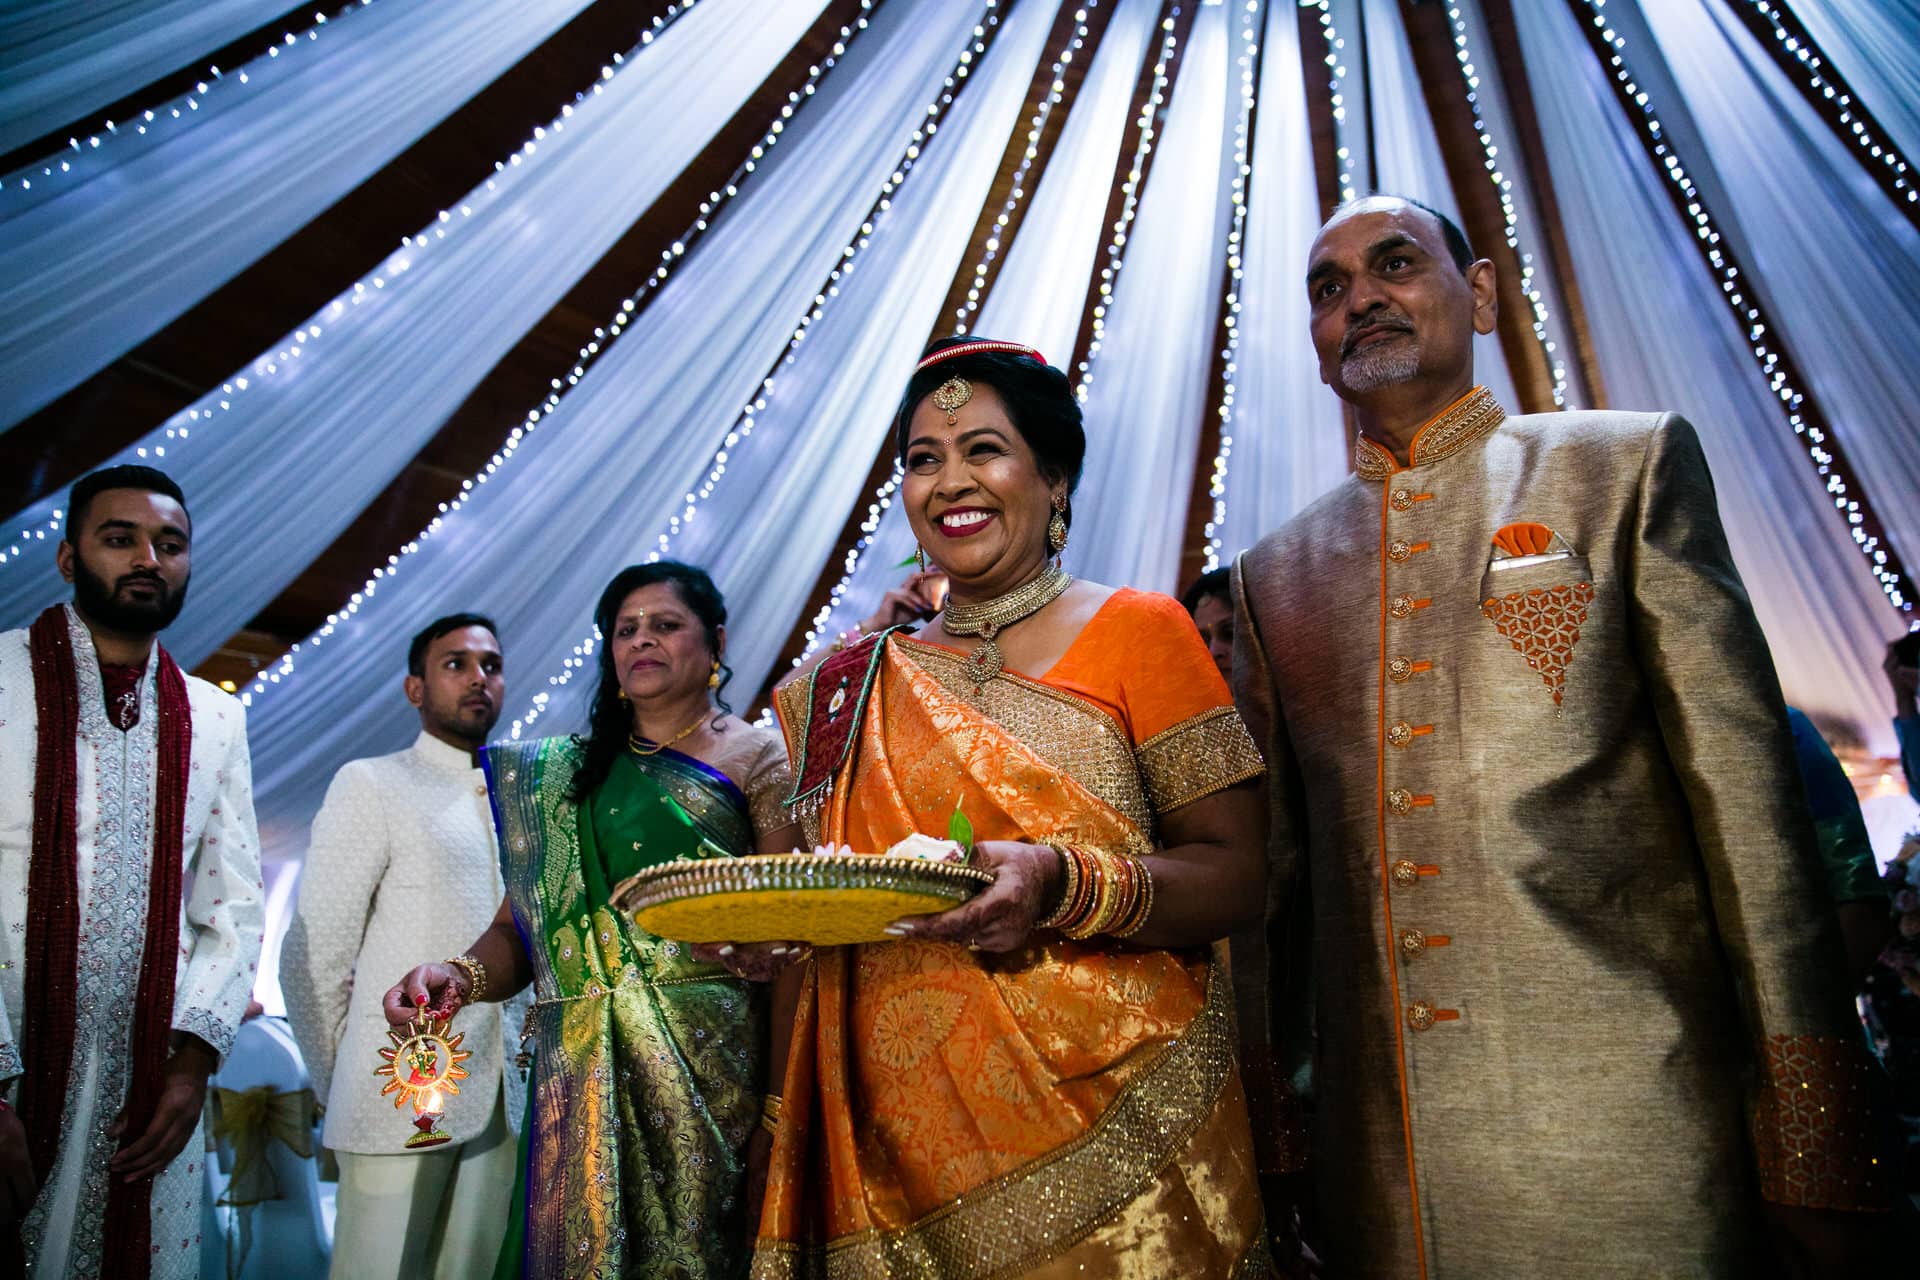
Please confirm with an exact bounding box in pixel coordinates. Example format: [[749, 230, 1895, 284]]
[[1137, 705, 1266, 812], [897, 636, 1157, 843], [751, 960, 1238, 1280]]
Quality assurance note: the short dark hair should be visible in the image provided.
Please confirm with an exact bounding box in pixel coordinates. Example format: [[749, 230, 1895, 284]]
[[408, 612, 500, 677], [66, 465, 190, 539], [1180, 567, 1231, 615], [894, 336, 1085, 533]]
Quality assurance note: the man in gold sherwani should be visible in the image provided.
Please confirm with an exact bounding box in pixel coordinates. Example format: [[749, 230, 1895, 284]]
[[1231, 196, 1891, 1277]]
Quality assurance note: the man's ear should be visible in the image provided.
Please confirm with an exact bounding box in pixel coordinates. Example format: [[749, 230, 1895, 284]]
[[404, 674, 426, 709], [56, 540, 76, 584], [1468, 258, 1499, 337]]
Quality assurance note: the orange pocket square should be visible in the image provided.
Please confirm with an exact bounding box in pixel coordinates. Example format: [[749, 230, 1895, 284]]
[[1488, 522, 1575, 568]]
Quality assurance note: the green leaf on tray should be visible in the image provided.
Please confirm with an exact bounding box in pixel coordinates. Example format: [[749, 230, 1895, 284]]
[[948, 807, 974, 855]]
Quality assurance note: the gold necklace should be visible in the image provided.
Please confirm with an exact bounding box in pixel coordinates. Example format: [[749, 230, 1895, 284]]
[[627, 709, 710, 756], [942, 563, 1072, 687]]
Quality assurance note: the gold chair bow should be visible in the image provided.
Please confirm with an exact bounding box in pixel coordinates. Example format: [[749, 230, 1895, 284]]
[[210, 1085, 316, 1207]]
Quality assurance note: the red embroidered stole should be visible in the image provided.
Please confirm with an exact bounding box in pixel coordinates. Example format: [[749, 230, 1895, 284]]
[[23, 606, 191, 1276]]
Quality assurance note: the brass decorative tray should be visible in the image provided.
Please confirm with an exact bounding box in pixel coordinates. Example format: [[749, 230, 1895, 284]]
[[613, 853, 994, 946]]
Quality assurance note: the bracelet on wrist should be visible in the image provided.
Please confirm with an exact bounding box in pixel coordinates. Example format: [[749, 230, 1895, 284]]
[[446, 953, 488, 1005], [760, 1092, 785, 1137]]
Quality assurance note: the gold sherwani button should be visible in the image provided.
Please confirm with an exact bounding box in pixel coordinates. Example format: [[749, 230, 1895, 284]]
[[474, 784, 487, 796], [1388, 657, 1414, 683], [1400, 928, 1427, 956], [1387, 788, 1414, 816], [1407, 1001, 1437, 1031], [1391, 859, 1420, 886], [1388, 539, 1412, 562], [1387, 721, 1414, 748], [1390, 594, 1417, 620], [1391, 488, 1414, 511]]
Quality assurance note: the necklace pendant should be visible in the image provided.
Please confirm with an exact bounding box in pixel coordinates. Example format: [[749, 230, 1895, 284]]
[[963, 639, 1004, 688]]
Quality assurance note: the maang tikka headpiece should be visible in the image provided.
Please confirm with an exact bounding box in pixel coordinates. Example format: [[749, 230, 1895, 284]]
[[931, 377, 971, 426]]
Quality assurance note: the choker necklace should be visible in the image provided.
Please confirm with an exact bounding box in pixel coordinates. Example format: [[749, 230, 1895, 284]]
[[943, 563, 1072, 688], [628, 709, 710, 756]]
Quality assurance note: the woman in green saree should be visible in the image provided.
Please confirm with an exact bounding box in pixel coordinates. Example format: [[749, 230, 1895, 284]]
[[385, 562, 801, 1278]]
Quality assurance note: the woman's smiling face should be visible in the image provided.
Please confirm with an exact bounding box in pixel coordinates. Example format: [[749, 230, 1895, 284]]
[[901, 382, 1059, 592]]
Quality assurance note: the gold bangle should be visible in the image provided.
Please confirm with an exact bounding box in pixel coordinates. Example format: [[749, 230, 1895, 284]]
[[760, 1092, 784, 1137], [1036, 845, 1080, 931], [446, 953, 488, 1004]]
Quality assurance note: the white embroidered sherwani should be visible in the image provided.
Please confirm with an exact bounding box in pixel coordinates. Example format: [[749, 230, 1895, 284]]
[[281, 731, 526, 1154], [0, 607, 264, 1279], [1232, 391, 1887, 1279]]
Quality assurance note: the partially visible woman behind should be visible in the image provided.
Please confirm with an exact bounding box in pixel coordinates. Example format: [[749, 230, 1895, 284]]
[[726, 338, 1273, 1277], [385, 561, 801, 1279]]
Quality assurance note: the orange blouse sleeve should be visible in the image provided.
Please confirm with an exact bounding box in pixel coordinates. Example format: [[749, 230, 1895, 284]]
[[1051, 589, 1264, 814]]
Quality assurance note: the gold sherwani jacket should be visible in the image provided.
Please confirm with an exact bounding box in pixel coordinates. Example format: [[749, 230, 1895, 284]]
[[1231, 390, 1887, 1279]]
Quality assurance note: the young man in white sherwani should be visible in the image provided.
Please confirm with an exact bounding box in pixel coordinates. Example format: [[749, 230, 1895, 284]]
[[282, 614, 525, 1280], [0, 465, 264, 1279]]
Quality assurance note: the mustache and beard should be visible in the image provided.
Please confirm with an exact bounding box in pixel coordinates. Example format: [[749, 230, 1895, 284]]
[[1339, 311, 1421, 393], [424, 684, 501, 744], [71, 548, 190, 636]]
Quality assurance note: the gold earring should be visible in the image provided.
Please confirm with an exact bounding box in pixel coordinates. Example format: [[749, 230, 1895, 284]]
[[915, 544, 928, 571], [616, 688, 629, 702], [1048, 498, 1068, 555], [708, 660, 722, 689]]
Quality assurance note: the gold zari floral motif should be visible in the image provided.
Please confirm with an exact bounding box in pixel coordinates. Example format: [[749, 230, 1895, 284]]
[[751, 967, 1241, 1280]]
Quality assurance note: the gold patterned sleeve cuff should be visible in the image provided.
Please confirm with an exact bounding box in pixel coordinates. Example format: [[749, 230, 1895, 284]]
[[1751, 1033, 1893, 1211], [1137, 706, 1266, 815], [749, 757, 797, 838]]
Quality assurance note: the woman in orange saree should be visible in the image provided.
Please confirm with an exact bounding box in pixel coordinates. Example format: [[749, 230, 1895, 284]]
[[730, 338, 1274, 1278]]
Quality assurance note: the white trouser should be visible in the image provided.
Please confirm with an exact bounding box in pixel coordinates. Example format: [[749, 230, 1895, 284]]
[[329, 1084, 516, 1280]]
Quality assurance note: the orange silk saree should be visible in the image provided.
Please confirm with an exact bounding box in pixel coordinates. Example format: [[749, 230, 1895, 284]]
[[756, 590, 1270, 1279]]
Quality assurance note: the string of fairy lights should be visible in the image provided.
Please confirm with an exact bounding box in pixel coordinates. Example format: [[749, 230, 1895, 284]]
[[1735, 0, 1916, 210], [230, 1, 884, 707], [1571, 0, 1910, 616], [1441, 2, 1568, 406], [1199, 0, 1262, 572], [2, 1, 386, 196], [1, 1, 709, 573], [508, 1, 1008, 737], [951, 3, 1100, 335], [1075, 14, 1181, 400], [1304, 0, 1356, 203], [783, 6, 1184, 678]]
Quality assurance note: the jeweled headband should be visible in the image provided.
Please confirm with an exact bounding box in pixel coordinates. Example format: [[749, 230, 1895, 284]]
[[915, 339, 1048, 372]]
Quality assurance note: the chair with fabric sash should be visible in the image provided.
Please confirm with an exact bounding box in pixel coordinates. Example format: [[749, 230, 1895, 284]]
[[202, 1016, 333, 1279]]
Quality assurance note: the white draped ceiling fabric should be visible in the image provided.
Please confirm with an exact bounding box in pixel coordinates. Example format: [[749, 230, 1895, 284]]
[[238, 0, 1042, 863], [0, 0, 829, 663], [6, 0, 1920, 920], [0, 0, 291, 154], [0, 0, 604, 426]]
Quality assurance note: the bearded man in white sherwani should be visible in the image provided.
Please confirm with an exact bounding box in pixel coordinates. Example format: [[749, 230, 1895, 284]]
[[0, 465, 264, 1279], [282, 613, 525, 1280]]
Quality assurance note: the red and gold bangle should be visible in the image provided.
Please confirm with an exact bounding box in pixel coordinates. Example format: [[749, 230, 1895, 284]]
[[1112, 857, 1155, 938], [1061, 848, 1105, 939]]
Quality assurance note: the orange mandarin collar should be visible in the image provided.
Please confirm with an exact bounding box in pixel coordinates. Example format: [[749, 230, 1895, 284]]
[[1353, 385, 1506, 481]]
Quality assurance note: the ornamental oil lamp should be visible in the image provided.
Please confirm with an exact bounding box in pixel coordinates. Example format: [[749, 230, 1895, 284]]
[[374, 1014, 471, 1149]]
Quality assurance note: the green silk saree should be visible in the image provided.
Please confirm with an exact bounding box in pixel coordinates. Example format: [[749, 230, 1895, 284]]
[[485, 737, 765, 1278]]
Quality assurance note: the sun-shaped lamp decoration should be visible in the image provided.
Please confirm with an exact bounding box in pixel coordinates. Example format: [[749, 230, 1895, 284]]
[[374, 1014, 471, 1149]]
